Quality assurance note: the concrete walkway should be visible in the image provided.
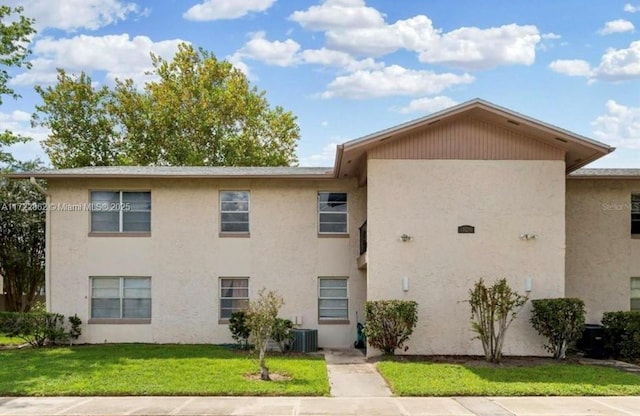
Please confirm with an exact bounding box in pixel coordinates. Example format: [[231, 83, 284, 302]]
[[323, 348, 391, 397], [2, 396, 640, 415]]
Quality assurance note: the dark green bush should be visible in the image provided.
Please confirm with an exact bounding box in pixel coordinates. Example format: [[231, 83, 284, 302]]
[[0, 310, 82, 347], [530, 298, 585, 359], [229, 311, 251, 349], [602, 311, 640, 360], [271, 318, 294, 353], [364, 300, 418, 355]]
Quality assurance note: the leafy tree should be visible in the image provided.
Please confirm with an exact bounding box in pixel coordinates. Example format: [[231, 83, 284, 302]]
[[33, 43, 300, 168], [0, 5, 36, 164], [0, 161, 46, 312], [364, 300, 418, 355], [530, 298, 585, 359], [32, 71, 121, 168], [468, 278, 528, 363], [0, 5, 35, 104], [246, 288, 283, 381]]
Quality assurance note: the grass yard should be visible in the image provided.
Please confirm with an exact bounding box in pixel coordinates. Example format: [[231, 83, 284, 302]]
[[0, 344, 329, 396], [0, 335, 23, 346], [377, 360, 640, 396]]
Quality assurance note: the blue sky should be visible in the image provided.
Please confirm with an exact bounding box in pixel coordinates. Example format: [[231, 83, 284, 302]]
[[3, 0, 640, 167]]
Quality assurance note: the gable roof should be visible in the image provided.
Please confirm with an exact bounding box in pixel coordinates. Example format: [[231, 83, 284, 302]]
[[334, 98, 614, 181], [569, 168, 640, 179]]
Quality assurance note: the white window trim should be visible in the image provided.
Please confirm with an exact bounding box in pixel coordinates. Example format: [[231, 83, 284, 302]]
[[219, 190, 250, 234], [90, 276, 151, 320], [318, 277, 349, 321], [318, 192, 348, 235]]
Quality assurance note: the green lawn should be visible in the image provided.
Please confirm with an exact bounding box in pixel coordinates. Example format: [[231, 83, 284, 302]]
[[0, 335, 23, 346], [377, 361, 640, 396], [0, 344, 329, 396]]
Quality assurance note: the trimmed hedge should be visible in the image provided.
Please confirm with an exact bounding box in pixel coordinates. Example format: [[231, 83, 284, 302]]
[[530, 298, 585, 359], [602, 311, 640, 360]]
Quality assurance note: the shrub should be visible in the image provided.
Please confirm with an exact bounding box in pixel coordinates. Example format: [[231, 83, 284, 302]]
[[364, 300, 418, 355], [0, 310, 82, 347], [468, 278, 528, 363], [602, 311, 640, 360], [229, 311, 251, 349], [271, 318, 294, 353], [530, 298, 585, 359]]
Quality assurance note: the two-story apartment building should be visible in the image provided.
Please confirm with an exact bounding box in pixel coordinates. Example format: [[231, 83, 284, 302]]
[[10, 99, 640, 356]]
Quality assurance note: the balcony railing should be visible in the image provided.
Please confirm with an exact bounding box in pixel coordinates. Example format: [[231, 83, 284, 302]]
[[359, 221, 367, 255]]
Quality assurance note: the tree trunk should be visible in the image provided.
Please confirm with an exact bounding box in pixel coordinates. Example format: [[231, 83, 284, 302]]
[[259, 347, 270, 381]]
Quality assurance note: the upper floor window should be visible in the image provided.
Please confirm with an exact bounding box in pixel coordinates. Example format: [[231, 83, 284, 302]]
[[91, 191, 151, 233], [632, 194, 640, 235], [91, 276, 151, 320], [220, 191, 249, 233], [318, 192, 347, 234]]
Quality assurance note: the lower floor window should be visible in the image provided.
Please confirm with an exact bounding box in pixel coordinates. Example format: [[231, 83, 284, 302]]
[[91, 277, 151, 319], [318, 277, 348, 320], [220, 277, 249, 320], [632, 278, 640, 311]]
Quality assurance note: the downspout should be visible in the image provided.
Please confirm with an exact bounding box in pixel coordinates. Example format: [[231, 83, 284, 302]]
[[30, 177, 51, 312]]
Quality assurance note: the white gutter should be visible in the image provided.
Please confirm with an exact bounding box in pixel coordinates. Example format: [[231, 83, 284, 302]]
[[30, 177, 51, 312]]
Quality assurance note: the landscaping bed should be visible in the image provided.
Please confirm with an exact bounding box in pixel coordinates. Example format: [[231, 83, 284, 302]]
[[377, 355, 640, 396], [0, 344, 329, 396]]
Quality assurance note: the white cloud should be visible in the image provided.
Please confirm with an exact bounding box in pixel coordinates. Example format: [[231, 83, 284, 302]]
[[290, 2, 540, 70], [321, 65, 473, 99], [183, 0, 276, 21], [417, 24, 540, 70], [592, 100, 640, 149], [542, 33, 561, 40], [598, 19, 635, 35], [394, 96, 458, 114], [299, 142, 339, 167], [549, 59, 593, 77], [0, 110, 50, 163], [595, 40, 640, 81], [624, 3, 640, 13], [289, 0, 385, 31], [550, 41, 640, 82], [5, 0, 142, 32], [229, 34, 384, 74], [11, 34, 186, 87], [230, 32, 300, 67], [299, 48, 383, 71]]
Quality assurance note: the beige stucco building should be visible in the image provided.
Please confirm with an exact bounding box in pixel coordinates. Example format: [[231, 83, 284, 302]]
[[11, 99, 640, 356]]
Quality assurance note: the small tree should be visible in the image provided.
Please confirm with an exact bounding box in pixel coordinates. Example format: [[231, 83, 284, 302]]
[[530, 298, 585, 359], [246, 289, 283, 380], [468, 278, 528, 363], [364, 300, 418, 355], [229, 311, 251, 349]]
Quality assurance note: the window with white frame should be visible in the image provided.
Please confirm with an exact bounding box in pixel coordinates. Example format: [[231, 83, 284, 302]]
[[220, 277, 249, 320], [318, 192, 347, 234], [318, 278, 348, 321], [220, 191, 250, 233], [91, 277, 151, 319], [632, 278, 640, 311], [91, 191, 151, 233], [632, 194, 640, 235]]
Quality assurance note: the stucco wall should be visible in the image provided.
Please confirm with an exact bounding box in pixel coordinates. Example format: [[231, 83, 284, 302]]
[[47, 178, 366, 347], [366, 159, 566, 356], [566, 179, 640, 323]]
